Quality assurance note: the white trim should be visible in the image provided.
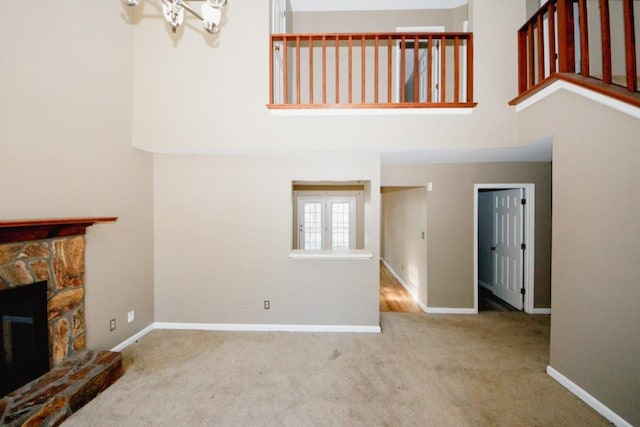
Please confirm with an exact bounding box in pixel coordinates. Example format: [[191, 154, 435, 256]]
[[547, 366, 633, 427], [514, 80, 640, 119], [289, 249, 373, 259], [426, 307, 476, 314], [473, 184, 537, 314], [529, 308, 551, 314], [269, 108, 474, 116], [380, 258, 428, 312], [110, 323, 155, 352], [155, 322, 381, 333], [289, 0, 467, 12], [110, 321, 381, 352]]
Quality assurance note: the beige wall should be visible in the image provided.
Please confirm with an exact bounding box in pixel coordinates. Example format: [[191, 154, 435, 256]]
[[292, 9, 462, 32], [518, 91, 640, 425], [381, 187, 428, 307], [153, 152, 380, 327], [382, 162, 552, 309], [130, 0, 526, 153], [0, 1, 155, 350]]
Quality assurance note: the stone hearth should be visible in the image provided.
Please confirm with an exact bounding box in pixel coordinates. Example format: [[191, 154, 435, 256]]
[[0, 350, 123, 426]]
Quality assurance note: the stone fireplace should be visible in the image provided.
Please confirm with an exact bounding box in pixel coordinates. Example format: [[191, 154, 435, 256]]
[[0, 235, 88, 369], [0, 218, 124, 425]]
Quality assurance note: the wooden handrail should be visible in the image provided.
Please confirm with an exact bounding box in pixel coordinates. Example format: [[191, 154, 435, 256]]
[[514, 0, 639, 106], [268, 32, 476, 109]]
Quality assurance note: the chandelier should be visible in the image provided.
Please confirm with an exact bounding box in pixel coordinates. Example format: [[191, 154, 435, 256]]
[[125, 0, 228, 34]]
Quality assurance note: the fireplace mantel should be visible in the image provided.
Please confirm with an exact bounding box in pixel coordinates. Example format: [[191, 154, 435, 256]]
[[0, 217, 117, 244]]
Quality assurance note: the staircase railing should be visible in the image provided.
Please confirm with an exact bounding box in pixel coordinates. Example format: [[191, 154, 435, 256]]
[[513, 0, 639, 106], [268, 32, 476, 109]]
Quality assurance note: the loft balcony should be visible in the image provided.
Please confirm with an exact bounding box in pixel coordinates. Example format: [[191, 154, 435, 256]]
[[267, 32, 476, 110], [511, 0, 640, 108]]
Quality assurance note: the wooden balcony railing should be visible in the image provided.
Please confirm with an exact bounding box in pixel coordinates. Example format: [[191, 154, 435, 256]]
[[268, 32, 476, 109], [512, 0, 640, 107]]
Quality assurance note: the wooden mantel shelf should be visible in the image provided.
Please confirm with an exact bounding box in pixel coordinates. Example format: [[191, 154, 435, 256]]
[[0, 217, 118, 244]]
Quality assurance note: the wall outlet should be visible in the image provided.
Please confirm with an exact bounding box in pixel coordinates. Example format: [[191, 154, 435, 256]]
[[264, 300, 270, 310], [127, 310, 135, 323], [109, 318, 116, 331]]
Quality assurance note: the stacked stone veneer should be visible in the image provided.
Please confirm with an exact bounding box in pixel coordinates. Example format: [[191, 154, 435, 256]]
[[0, 236, 86, 366]]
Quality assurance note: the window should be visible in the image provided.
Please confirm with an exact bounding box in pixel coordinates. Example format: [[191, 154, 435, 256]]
[[297, 196, 356, 250]]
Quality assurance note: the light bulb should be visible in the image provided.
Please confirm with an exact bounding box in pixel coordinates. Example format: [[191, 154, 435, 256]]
[[163, 1, 184, 31], [125, 0, 140, 6], [201, 3, 222, 33]]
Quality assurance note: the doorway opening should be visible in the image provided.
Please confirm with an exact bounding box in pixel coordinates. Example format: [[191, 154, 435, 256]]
[[394, 26, 444, 103], [474, 184, 536, 313]]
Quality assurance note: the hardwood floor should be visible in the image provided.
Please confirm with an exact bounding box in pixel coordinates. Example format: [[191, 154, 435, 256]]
[[379, 262, 422, 313]]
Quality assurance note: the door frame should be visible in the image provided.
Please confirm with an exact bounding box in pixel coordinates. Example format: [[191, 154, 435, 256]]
[[473, 183, 537, 313]]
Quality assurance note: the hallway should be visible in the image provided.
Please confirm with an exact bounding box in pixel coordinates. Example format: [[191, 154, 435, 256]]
[[379, 262, 422, 313]]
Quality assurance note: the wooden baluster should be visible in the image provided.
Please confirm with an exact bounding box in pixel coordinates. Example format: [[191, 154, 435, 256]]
[[348, 35, 353, 104], [537, 14, 545, 81], [528, 24, 536, 85], [296, 36, 301, 104], [362, 35, 366, 104], [309, 35, 314, 105], [335, 35, 340, 104], [401, 35, 406, 102], [599, 0, 612, 84], [454, 35, 460, 103], [440, 34, 446, 103], [283, 36, 288, 104], [414, 35, 419, 103], [548, 2, 557, 75], [374, 36, 379, 104], [387, 36, 392, 103], [428, 35, 433, 103], [622, 0, 637, 91], [557, 0, 576, 73], [467, 34, 474, 103], [578, 0, 590, 76], [322, 36, 327, 105], [518, 29, 528, 93]]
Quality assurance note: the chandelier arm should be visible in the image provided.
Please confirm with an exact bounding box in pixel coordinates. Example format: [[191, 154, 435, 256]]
[[180, 1, 204, 21]]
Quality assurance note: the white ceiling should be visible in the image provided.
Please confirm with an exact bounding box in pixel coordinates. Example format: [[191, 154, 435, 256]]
[[381, 136, 553, 164], [289, 0, 468, 12]]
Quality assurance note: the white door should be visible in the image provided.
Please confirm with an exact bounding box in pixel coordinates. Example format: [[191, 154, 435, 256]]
[[272, 0, 286, 104], [298, 198, 324, 250], [492, 189, 524, 310], [297, 196, 356, 250]]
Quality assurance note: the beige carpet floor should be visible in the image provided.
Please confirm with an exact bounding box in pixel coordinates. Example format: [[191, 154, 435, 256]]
[[63, 312, 608, 426]]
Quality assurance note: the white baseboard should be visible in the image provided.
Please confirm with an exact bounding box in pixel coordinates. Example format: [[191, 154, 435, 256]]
[[530, 308, 552, 314], [110, 323, 155, 352], [380, 258, 428, 312], [110, 321, 380, 352], [546, 366, 632, 427], [154, 322, 381, 333], [426, 307, 477, 314]]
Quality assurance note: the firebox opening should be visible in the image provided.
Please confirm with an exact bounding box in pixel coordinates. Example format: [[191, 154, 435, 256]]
[[0, 281, 49, 396]]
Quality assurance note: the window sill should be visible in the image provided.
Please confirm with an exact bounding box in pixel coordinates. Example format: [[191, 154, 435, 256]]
[[289, 249, 374, 260]]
